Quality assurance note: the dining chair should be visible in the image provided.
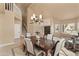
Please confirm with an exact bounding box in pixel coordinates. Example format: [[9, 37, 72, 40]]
[[65, 37, 73, 50], [53, 38, 65, 56], [46, 34, 53, 44], [66, 36, 79, 51], [47, 38, 75, 56], [24, 38, 45, 56], [74, 36, 79, 51], [25, 33, 31, 38], [34, 34, 40, 45], [47, 34, 53, 40], [53, 37, 61, 43], [61, 47, 75, 56]]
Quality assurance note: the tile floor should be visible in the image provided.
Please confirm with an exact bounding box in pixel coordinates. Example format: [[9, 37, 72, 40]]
[[0, 44, 25, 56], [0, 44, 79, 56]]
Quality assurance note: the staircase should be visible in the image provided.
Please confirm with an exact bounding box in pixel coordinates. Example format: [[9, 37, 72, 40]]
[[22, 20, 27, 36]]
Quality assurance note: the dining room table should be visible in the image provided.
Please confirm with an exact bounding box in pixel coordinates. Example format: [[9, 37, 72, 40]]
[[31, 36, 55, 56]]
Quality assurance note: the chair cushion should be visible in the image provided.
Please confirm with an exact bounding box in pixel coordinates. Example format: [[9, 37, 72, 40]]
[[59, 50, 66, 56], [61, 47, 75, 56], [25, 38, 35, 55]]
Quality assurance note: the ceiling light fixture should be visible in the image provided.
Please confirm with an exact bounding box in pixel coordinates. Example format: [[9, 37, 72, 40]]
[[30, 13, 43, 24]]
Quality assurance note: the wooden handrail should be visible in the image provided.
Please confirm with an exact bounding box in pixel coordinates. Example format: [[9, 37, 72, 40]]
[[22, 20, 27, 33]]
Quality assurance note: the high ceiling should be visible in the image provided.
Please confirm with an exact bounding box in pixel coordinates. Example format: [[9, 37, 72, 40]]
[[16, 3, 31, 15], [16, 3, 79, 20], [29, 3, 79, 20], [16, 3, 31, 10]]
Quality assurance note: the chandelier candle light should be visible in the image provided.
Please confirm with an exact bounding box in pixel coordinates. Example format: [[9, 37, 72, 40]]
[[30, 13, 43, 24]]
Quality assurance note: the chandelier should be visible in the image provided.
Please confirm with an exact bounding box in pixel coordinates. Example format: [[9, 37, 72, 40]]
[[30, 13, 43, 24]]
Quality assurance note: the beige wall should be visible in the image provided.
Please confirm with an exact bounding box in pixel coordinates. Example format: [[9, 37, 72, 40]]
[[0, 3, 22, 45], [0, 4, 4, 13], [0, 11, 14, 44]]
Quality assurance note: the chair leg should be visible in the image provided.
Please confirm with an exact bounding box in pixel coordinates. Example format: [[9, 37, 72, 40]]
[[23, 45, 25, 52], [25, 52, 27, 55], [11, 48, 15, 56], [57, 53, 59, 56], [25, 51, 30, 56]]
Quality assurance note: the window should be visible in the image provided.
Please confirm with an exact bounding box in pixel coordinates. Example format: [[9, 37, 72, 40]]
[[5, 3, 13, 11], [63, 23, 75, 34], [5, 3, 7, 10], [54, 24, 60, 33]]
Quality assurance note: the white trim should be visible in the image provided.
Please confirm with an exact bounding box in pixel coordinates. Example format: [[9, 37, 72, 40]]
[[0, 42, 15, 48]]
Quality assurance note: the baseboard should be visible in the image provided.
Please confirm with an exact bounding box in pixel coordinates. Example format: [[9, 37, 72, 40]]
[[0, 42, 15, 48]]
